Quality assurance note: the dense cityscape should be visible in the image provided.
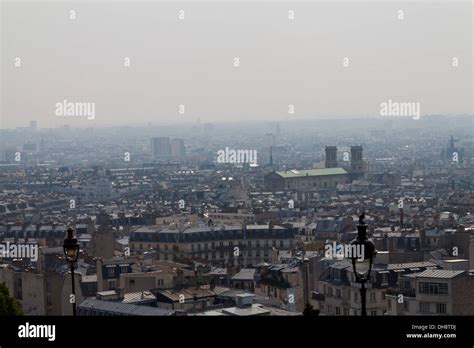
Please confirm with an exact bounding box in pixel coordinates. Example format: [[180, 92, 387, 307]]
[[0, 115, 473, 317]]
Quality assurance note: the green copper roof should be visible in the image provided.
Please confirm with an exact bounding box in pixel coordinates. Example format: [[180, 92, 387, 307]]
[[275, 167, 348, 178]]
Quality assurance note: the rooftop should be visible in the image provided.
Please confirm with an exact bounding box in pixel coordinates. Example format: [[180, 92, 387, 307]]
[[406, 269, 465, 279], [274, 167, 348, 178], [231, 268, 256, 281], [78, 298, 174, 316]]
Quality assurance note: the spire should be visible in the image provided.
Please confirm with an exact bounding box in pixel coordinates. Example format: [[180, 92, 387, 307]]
[[269, 146, 273, 168]]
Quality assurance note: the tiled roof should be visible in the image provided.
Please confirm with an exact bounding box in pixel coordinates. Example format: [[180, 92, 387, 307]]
[[412, 269, 465, 279], [386, 262, 438, 271]]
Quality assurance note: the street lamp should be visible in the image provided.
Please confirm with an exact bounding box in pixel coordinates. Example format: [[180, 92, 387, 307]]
[[350, 213, 377, 316], [63, 227, 80, 316]]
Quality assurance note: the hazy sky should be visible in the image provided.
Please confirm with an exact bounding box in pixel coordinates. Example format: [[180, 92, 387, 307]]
[[1, 0, 473, 128]]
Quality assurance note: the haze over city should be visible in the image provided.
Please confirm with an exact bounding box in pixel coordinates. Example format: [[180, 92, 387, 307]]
[[1, 0, 473, 128]]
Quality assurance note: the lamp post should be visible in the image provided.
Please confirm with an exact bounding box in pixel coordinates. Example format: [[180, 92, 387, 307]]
[[350, 213, 377, 316], [63, 227, 80, 316]]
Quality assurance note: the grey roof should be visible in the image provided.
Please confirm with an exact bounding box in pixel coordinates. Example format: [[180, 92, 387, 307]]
[[330, 260, 352, 270], [78, 298, 174, 316], [410, 269, 465, 279], [385, 262, 438, 271], [231, 268, 256, 281], [122, 291, 156, 303], [221, 304, 270, 316], [206, 267, 228, 276]]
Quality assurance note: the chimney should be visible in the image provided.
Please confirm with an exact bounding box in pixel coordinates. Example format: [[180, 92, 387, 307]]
[[235, 294, 254, 308]]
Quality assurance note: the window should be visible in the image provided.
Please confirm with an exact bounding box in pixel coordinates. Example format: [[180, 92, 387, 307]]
[[370, 292, 376, 302], [354, 291, 358, 302], [371, 310, 377, 316], [419, 302, 430, 313], [381, 274, 388, 285], [419, 282, 448, 295], [327, 305, 333, 314], [388, 299, 392, 309], [108, 280, 116, 289], [436, 303, 447, 314], [327, 287, 333, 296], [335, 307, 341, 316], [336, 289, 341, 298], [343, 308, 349, 316], [402, 280, 411, 291], [107, 266, 115, 277]]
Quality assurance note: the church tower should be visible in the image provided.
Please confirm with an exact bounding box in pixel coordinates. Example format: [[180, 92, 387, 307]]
[[325, 146, 338, 168]]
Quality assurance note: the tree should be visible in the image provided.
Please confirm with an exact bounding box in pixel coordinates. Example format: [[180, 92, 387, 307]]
[[0, 282, 22, 316], [303, 303, 320, 317]]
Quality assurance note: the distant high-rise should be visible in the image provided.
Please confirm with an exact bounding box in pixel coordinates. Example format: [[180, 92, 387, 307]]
[[151, 137, 171, 158], [170, 138, 185, 159], [325, 146, 338, 168], [29, 120, 37, 130]]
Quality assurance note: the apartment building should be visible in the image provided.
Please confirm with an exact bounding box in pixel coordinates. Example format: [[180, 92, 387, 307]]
[[129, 224, 297, 267], [386, 267, 474, 315], [313, 260, 439, 316]]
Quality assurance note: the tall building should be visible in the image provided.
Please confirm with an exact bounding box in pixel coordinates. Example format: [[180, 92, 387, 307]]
[[325, 146, 338, 168], [350, 146, 364, 176], [170, 138, 185, 159], [151, 137, 171, 158]]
